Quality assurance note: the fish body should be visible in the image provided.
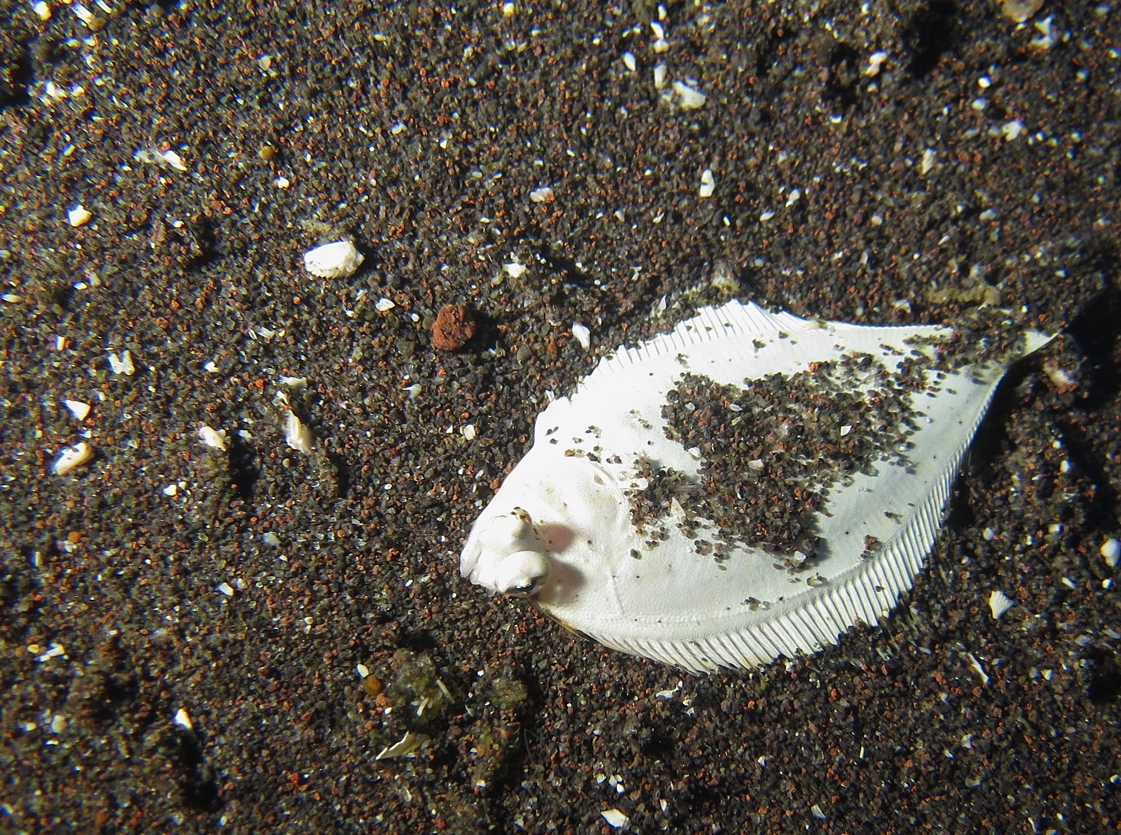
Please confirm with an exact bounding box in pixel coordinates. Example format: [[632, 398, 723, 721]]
[[461, 301, 1050, 672]]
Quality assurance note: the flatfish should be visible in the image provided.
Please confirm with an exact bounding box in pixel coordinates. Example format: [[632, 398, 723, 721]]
[[460, 300, 1051, 672]]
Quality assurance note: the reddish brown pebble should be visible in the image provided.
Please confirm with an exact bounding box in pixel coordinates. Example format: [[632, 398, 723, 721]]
[[361, 674, 383, 698], [432, 304, 477, 351]]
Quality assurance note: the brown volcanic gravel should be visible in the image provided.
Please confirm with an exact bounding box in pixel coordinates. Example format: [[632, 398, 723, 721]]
[[432, 303, 478, 351], [0, 1, 1118, 833]]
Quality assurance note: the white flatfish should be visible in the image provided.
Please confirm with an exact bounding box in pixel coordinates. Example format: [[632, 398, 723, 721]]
[[460, 300, 1051, 672]]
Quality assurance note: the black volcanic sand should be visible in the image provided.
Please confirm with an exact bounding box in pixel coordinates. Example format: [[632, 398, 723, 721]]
[[1, 1, 1119, 832]]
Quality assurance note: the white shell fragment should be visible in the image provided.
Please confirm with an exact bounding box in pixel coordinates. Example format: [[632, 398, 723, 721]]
[[601, 809, 630, 828], [571, 323, 591, 351], [988, 590, 1015, 620], [375, 730, 427, 760], [63, 399, 91, 421], [283, 410, 313, 454], [67, 204, 92, 227], [461, 300, 1052, 672], [107, 350, 135, 376], [173, 708, 194, 732], [670, 79, 706, 110], [53, 442, 94, 476], [1101, 538, 1121, 568], [134, 147, 189, 172], [698, 168, 716, 198], [303, 240, 364, 279], [529, 186, 555, 203], [198, 425, 228, 451]]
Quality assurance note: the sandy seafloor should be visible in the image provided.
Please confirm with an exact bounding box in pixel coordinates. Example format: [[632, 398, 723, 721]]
[[1, 0, 1120, 832]]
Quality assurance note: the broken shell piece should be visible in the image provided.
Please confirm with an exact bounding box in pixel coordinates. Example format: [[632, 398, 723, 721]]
[[698, 168, 716, 198], [53, 442, 94, 476], [988, 590, 1015, 619], [375, 730, 428, 760], [303, 240, 364, 279], [1101, 538, 1121, 568], [461, 300, 1052, 672], [601, 809, 630, 829], [173, 708, 194, 732], [107, 350, 135, 376], [1000, 0, 1044, 24], [63, 400, 91, 421], [134, 147, 189, 172], [571, 323, 591, 351], [283, 410, 313, 454], [863, 50, 889, 76], [67, 204, 92, 227], [669, 79, 706, 110], [198, 425, 228, 451]]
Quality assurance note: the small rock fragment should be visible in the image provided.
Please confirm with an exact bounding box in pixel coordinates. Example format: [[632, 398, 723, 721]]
[[432, 304, 477, 351]]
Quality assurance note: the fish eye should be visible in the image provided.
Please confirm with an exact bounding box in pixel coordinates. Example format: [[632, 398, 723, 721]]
[[511, 579, 541, 595]]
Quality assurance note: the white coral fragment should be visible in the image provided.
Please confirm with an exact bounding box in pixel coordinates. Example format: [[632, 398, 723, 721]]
[[571, 323, 591, 351], [53, 442, 93, 475], [283, 410, 313, 454], [303, 240, 364, 279]]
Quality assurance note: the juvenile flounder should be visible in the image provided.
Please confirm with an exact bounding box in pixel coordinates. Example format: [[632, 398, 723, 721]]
[[460, 300, 1051, 672]]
